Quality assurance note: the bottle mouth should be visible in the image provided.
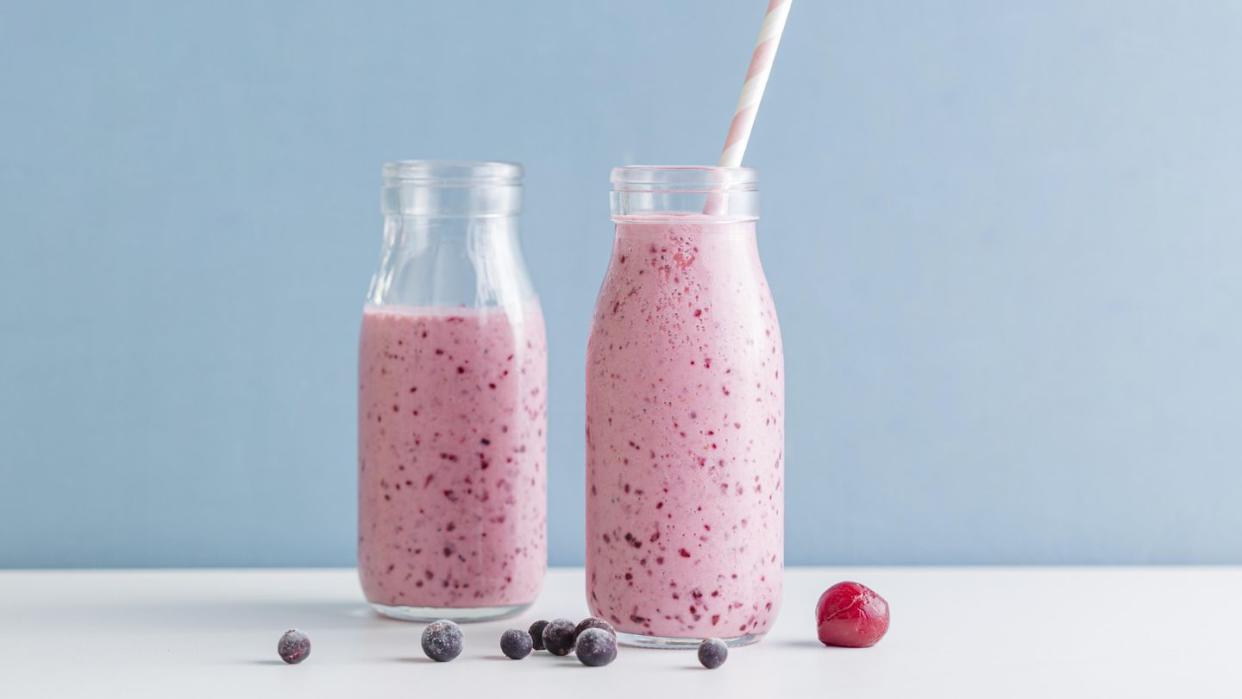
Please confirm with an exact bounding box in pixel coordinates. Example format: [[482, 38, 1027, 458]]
[[610, 165, 757, 193], [610, 165, 758, 220], [382, 160, 522, 217], [383, 160, 523, 187]]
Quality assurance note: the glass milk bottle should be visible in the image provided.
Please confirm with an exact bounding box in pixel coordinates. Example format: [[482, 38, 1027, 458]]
[[586, 166, 784, 647], [358, 161, 546, 621]]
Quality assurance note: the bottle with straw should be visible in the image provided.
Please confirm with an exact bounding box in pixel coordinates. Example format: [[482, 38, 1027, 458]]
[[583, 1, 793, 649]]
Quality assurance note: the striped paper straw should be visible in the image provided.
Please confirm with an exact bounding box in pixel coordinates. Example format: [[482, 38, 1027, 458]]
[[717, 0, 793, 168]]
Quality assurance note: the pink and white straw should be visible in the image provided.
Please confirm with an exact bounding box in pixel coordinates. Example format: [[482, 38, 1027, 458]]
[[717, 0, 793, 168]]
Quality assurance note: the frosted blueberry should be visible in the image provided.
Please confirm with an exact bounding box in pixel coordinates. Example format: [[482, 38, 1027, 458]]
[[528, 620, 549, 651], [573, 617, 616, 642], [697, 638, 728, 669], [421, 619, 463, 662], [575, 628, 617, 667], [542, 618, 577, 656], [500, 628, 533, 659], [277, 629, 311, 664]]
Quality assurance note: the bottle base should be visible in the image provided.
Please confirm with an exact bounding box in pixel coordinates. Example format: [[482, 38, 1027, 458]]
[[369, 601, 532, 623], [615, 630, 765, 649]]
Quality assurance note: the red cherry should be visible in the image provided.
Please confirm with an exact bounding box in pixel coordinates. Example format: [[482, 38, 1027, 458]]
[[815, 581, 890, 648]]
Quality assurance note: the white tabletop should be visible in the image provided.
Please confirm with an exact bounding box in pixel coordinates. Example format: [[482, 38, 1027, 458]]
[[2, 567, 1238, 697]]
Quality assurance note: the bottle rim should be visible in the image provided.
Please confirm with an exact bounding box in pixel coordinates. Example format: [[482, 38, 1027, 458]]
[[610, 165, 758, 193], [383, 160, 523, 187]]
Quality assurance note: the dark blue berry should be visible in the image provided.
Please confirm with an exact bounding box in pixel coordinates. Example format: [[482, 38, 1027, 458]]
[[573, 617, 616, 642], [500, 628, 533, 659], [528, 620, 549, 651], [541, 618, 577, 656], [697, 637, 728, 669], [277, 629, 311, 664], [421, 619, 463, 662], [575, 628, 617, 667]]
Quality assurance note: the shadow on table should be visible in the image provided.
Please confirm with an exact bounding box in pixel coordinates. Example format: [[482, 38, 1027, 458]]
[[387, 655, 438, 664], [771, 639, 828, 649], [68, 600, 389, 632]]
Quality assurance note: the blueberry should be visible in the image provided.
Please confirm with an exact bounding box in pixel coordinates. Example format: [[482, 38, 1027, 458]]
[[500, 628, 533, 659], [541, 618, 577, 656], [697, 637, 728, 669], [575, 628, 617, 667], [277, 629, 311, 664], [573, 617, 616, 642], [421, 619, 463, 662], [528, 620, 549, 651]]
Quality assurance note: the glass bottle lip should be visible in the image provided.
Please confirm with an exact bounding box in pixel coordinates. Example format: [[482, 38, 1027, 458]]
[[382, 160, 522, 217], [610, 165, 757, 193], [383, 160, 523, 187], [610, 165, 759, 221]]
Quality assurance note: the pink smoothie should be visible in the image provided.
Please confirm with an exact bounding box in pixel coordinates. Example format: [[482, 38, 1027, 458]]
[[358, 305, 547, 609], [585, 215, 784, 639]]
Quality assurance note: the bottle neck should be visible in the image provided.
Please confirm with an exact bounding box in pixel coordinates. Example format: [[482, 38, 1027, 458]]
[[381, 213, 519, 249], [371, 161, 531, 310], [370, 214, 531, 310]]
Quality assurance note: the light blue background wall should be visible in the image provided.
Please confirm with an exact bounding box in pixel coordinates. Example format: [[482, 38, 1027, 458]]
[[2, 1, 1240, 568]]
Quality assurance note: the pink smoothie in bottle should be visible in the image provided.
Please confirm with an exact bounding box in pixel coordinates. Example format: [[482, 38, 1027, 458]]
[[586, 195, 784, 644], [358, 305, 547, 614]]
